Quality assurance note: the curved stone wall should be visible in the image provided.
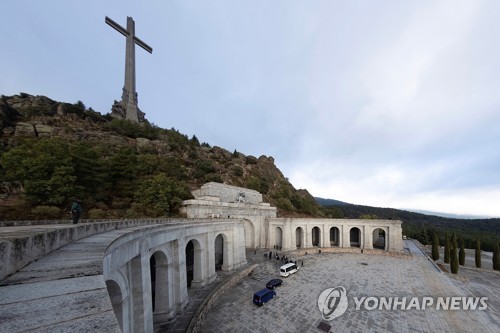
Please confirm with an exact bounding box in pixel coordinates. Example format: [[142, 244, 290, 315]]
[[102, 219, 247, 333]]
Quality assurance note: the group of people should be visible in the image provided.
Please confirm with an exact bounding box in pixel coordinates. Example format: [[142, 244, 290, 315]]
[[262, 251, 304, 267]]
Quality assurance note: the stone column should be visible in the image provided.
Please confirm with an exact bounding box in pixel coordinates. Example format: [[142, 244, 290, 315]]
[[206, 233, 217, 283], [322, 224, 329, 248], [153, 260, 172, 323], [221, 238, 233, 272], [283, 220, 292, 251], [236, 225, 248, 268], [364, 225, 373, 250], [127, 255, 149, 333], [342, 226, 350, 248], [174, 238, 188, 311]]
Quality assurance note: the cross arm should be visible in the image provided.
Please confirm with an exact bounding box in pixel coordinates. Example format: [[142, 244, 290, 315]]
[[105, 16, 128, 37], [134, 36, 153, 54]]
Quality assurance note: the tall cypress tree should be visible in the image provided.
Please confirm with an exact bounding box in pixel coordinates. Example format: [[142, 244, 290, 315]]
[[450, 233, 459, 274], [444, 234, 450, 264], [493, 243, 500, 271], [432, 233, 440, 261], [475, 237, 481, 269], [459, 235, 465, 266]]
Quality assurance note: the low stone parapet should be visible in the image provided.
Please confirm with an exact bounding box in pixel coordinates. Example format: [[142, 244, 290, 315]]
[[283, 246, 411, 259], [187, 264, 259, 333], [0, 219, 170, 281]]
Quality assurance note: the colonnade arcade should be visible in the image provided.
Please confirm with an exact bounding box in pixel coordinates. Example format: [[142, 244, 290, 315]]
[[268, 218, 402, 252]]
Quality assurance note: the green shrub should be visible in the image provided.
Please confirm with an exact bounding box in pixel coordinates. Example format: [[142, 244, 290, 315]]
[[450, 233, 459, 274], [432, 233, 440, 261], [246, 176, 261, 192], [103, 118, 160, 139], [204, 174, 223, 183], [459, 236, 465, 266], [444, 234, 450, 264], [31, 205, 61, 219], [87, 208, 107, 219], [493, 243, 500, 271], [475, 238, 481, 268], [232, 166, 244, 177], [275, 198, 293, 211]]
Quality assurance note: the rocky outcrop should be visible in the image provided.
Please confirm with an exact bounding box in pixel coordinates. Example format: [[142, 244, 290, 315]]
[[14, 122, 36, 136], [0, 97, 21, 131], [34, 123, 54, 136], [0, 92, 322, 218]]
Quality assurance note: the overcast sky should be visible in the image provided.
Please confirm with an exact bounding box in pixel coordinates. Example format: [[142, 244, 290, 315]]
[[2, 1, 500, 217]]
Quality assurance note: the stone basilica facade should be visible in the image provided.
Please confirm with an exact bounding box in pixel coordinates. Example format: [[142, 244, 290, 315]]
[[181, 182, 404, 252]]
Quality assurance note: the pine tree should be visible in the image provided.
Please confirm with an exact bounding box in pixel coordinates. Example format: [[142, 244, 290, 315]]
[[493, 243, 500, 271], [431, 233, 440, 261], [450, 233, 459, 274], [475, 237, 481, 269], [444, 234, 450, 264], [459, 235, 465, 266], [419, 227, 429, 245]]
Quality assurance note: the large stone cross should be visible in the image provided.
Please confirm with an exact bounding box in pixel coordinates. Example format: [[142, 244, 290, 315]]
[[106, 16, 152, 123]]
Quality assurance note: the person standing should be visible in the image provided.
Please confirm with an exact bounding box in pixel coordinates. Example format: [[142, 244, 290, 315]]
[[70, 200, 82, 224]]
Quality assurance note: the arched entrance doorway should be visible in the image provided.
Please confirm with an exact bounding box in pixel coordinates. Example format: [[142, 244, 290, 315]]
[[350, 227, 361, 247], [296, 227, 304, 248], [243, 219, 255, 248], [150, 250, 173, 323], [330, 227, 340, 246], [312, 226, 321, 247], [185, 239, 202, 288], [373, 228, 386, 250], [275, 227, 283, 250], [214, 234, 224, 271]]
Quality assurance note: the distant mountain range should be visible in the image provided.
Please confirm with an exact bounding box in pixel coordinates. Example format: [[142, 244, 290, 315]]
[[314, 197, 493, 219], [314, 196, 500, 251], [402, 209, 493, 220], [314, 197, 351, 206]]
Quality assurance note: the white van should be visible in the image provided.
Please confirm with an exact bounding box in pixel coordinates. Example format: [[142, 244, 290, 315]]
[[280, 263, 299, 277]]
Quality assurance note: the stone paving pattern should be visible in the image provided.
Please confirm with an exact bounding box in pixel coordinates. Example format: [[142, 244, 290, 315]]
[[200, 241, 500, 333]]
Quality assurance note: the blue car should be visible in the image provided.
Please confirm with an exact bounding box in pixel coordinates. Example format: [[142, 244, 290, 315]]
[[266, 278, 283, 289], [253, 288, 276, 306]]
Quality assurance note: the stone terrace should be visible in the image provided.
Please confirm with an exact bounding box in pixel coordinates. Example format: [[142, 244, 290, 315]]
[[1, 221, 499, 333]]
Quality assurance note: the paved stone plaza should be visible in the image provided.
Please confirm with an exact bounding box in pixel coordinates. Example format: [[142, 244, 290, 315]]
[[200, 241, 500, 333]]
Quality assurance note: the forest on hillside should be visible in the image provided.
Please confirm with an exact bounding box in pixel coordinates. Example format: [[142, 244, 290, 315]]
[[0, 94, 320, 220]]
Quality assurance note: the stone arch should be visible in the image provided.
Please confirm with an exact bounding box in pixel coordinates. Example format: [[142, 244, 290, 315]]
[[149, 248, 175, 323], [329, 227, 340, 246], [372, 227, 386, 250], [295, 227, 304, 248], [312, 226, 321, 247], [242, 219, 255, 249], [275, 226, 283, 249], [185, 238, 203, 288], [104, 270, 130, 332], [214, 233, 229, 271], [105, 279, 124, 331], [350, 227, 361, 247]]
